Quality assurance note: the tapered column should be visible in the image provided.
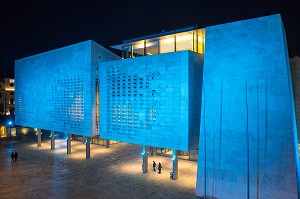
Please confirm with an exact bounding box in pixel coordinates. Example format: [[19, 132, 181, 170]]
[[172, 149, 178, 180], [86, 137, 91, 159], [51, 131, 55, 150], [67, 134, 72, 154], [142, 145, 148, 173], [37, 128, 41, 147], [106, 140, 110, 148]]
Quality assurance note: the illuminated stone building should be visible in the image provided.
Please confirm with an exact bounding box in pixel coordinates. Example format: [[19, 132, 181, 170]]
[[15, 14, 299, 198], [15, 40, 119, 155]]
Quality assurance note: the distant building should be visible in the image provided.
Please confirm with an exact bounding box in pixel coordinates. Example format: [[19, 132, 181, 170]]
[[0, 78, 15, 116]]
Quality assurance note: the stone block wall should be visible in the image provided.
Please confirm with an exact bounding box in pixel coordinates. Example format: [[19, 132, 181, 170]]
[[15, 40, 119, 136], [196, 14, 298, 198], [99, 51, 203, 151]]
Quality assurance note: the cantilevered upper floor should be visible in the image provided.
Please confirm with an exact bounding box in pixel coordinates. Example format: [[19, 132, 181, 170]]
[[111, 26, 205, 59]]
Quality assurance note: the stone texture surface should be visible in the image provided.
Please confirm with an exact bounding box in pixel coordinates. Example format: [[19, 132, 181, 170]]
[[15, 40, 119, 136], [0, 137, 198, 199], [99, 51, 203, 151], [196, 14, 298, 198]]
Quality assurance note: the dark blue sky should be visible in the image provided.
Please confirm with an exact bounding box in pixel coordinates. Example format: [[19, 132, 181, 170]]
[[1, 0, 300, 78]]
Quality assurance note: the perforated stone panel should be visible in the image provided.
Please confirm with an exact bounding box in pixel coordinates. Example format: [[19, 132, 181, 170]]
[[15, 40, 119, 136], [196, 14, 298, 199], [99, 51, 203, 151]]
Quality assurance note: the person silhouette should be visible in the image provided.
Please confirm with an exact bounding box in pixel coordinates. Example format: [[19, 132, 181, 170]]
[[11, 152, 15, 164], [158, 162, 162, 174], [14, 152, 18, 163], [153, 161, 156, 171]]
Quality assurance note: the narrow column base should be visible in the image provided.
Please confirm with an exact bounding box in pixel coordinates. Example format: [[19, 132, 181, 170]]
[[67, 134, 72, 154], [86, 137, 91, 159], [142, 145, 148, 173]]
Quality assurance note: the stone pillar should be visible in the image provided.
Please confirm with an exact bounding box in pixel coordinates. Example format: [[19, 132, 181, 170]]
[[67, 133, 72, 154], [142, 145, 148, 173], [37, 128, 42, 147], [86, 137, 91, 159], [149, 146, 155, 156], [106, 140, 110, 148], [51, 131, 55, 150], [172, 149, 178, 180]]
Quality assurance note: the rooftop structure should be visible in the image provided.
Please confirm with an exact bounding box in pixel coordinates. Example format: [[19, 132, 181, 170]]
[[111, 26, 205, 58]]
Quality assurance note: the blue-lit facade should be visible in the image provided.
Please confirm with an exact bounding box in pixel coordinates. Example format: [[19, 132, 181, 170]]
[[15, 14, 299, 198], [99, 51, 203, 151], [15, 41, 119, 137]]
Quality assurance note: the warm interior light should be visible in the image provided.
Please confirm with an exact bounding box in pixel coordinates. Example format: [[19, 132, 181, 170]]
[[160, 37, 174, 44], [176, 34, 192, 42], [5, 88, 15, 91]]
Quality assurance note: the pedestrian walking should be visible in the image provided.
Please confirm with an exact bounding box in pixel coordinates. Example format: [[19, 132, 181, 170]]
[[158, 162, 162, 174], [14, 151, 18, 163], [11, 152, 15, 164], [153, 161, 156, 171]]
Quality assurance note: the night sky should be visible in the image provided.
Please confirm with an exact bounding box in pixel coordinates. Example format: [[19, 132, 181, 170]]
[[1, 0, 300, 78]]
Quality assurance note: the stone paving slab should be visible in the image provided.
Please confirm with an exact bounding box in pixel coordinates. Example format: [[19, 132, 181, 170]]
[[0, 137, 199, 199]]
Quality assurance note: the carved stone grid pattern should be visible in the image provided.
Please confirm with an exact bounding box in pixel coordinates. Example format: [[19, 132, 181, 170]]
[[15, 40, 120, 136], [49, 76, 85, 131], [105, 67, 157, 136], [99, 51, 201, 150]]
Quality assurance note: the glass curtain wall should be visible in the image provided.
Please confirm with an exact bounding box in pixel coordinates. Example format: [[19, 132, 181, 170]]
[[122, 28, 205, 58]]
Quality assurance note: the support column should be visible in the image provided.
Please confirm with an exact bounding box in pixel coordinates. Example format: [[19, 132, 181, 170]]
[[142, 145, 148, 173], [172, 149, 178, 180], [67, 133, 72, 154], [149, 146, 155, 156], [51, 131, 55, 150], [86, 137, 90, 159], [37, 128, 41, 147], [106, 140, 110, 148]]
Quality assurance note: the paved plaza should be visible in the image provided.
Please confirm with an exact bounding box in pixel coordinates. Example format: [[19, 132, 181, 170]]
[[0, 136, 199, 199]]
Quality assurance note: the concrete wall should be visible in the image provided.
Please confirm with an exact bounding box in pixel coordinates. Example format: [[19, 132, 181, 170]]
[[196, 15, 298, 198], [15, 40, 119, 136], [99, 51, 203, 151]]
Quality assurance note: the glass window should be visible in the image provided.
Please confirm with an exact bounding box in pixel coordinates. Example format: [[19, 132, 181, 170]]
[[197, 36, 205, 54], [123, 45, 132, 58], [176, 31, 193, 52], [159, 36, 175, 54], [10, 83, 14, 87], [145, 40, 159, 55], [132, 41, 144, 57], [197, 29, 205, 54]]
